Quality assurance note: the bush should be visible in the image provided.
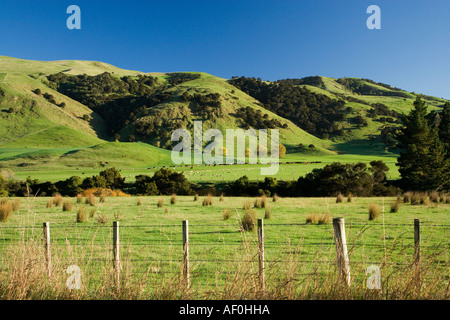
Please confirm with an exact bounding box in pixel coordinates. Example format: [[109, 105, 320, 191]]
[[241, 210, 257, 231], [77, 207, 88, 223], [63, 201, 74, 212], [369, 204, 380, 221], [0, 201, 13, 222]]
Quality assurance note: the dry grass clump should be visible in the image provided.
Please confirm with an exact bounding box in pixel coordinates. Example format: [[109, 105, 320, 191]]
[[336, 194, 344, 203], [0, 200, 13, 222], [222, 209, 232, 221], [243, 201, 252, 210], [419, 193, 430, 205], [220, 194, 224, 202], [264, 207, 272, 219], [164, 208, 169, 214], [62, 201, 74, 212], [170, 194, 177, 205], [254, 195, 267, 208], [46, 199, 53, 208], [157, 198, 165, 208], [430, 191, 440, 203], [76, 207, 88, 223], [306, 213, 331, 225], [390, 198, 401, 213], [85, 194, 97, 206], [76, 194, 83, 204], [89, 208, 96, 218], [113, 213, 122, 220], [137, 198, 143, 206], [96, 213, 108, 224], [403, 192, 412, 203], [369, 204, 380, 221], [194, 194, 199, 201], [241, 210, 257, 231], [99, 195, 106, 204], [11, 199, 20, 211], [272, 194, 279, 202], [52, 194, 63, 207], [347, 194, 353, 203], [411, 192, 421, 205], [202, 194, 214, 206]]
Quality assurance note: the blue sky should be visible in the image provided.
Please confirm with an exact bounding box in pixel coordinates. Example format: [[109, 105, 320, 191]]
[[1, 0, 449, 99]]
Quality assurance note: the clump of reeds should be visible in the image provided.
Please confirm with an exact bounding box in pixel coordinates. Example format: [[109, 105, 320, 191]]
[[170, 194, 177, 205], [62, 201, 74, 212], [77, 207, 88, 223], [222, 209, 232, 221], [369, 204, 380, 221], [202, 194, 214, 206], [85, 194, 96, 206], [241, 210, 257, 231], [0, 200, 13, 222], [157, 198, 165, 208], [336, 194, 344, 203]]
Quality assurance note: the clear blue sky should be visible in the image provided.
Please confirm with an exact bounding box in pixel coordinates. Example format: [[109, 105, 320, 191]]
[[1, 0, 449, 99]]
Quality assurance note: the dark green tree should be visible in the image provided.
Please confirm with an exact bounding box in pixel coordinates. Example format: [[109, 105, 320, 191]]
[[397, 97, 450, 191], [438, 102, 450, 152]]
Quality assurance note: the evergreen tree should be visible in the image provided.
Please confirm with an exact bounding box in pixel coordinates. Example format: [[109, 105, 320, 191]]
[[438, 102, 450, 153], [397, 97, 450, 191]]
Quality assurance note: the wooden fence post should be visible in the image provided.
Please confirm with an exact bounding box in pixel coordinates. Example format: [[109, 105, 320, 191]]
[[332, 217, 351, 286], [182, 220, 190, 289], [43, 222, 51, 277], [113, 221, 120, 286], [257, 219, 265, 291], [414, 219, 420, 263]]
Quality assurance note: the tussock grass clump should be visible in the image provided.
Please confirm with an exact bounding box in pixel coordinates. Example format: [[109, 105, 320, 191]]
[[89, 208, 96, 218], [137, 198, 143, 206], [430, 191, 439, 203], [411, 192, 421, 205], [220, 194, 224, 202], [96, 214, 108, 224], [390, 198, 401, 213], [170, 194, 177, 205], [0, 201, 13, 222], [272, 194, 279, 202], [318, 213, 332, 225], [113, 213, 122, 220], [76, 194, 83, 204], [62, 201, 74, 212], [369, 204, 380, 221], [243, 201, 252, 210], [99, 195, 106, 204], [164, 208, 169, 214], [194, 194, 199, 201], [254, 195, 267, 209], [46, 199, 53, 208], [52, 194, 63, 207], [77, 207, 88, 223], [202, 194, 214, 206], [420, 193, 430, 205], [157, 198, 165, 208], [403, 192, 412, 203], [347, 194, 353, 203], [85, 194, 96, 207], [241, 210, 257, 231], [11, 199, 20, 211], [222, 209, 232, 221], [336, 194, 344, 203], [264, 207, 272, 219], [306, 213, 331, 225]]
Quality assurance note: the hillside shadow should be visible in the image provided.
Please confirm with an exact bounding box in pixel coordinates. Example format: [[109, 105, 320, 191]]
[[332, 139, 400, 157]]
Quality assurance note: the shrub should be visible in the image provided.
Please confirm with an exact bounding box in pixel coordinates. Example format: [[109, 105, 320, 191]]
[[53, 194, 63, 207], [170, 194, 177, 205], [0, 201, 13, 222], [336, 194, 344, 203], [241, 210, 257, 231], [77, 207, 88, 223], [222, 209, 232, 221], [62, 201, 74, 212], [157, 198, 164, 208], [369, 204, 380, 221]]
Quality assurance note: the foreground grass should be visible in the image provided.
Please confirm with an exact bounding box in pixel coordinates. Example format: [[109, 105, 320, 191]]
[[0, 196, 448, 299]]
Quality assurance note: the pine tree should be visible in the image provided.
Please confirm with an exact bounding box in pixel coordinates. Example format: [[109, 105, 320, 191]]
[[438, 102, 450, 153], [397, 97, 450, 191]]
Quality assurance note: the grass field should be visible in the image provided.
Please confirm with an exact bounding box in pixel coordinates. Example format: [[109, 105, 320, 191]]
[[0, 195, 448, 299]]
